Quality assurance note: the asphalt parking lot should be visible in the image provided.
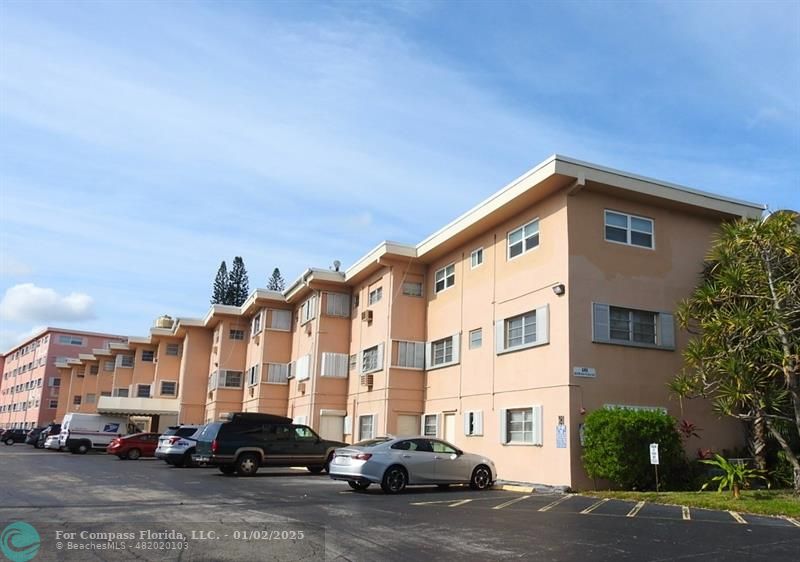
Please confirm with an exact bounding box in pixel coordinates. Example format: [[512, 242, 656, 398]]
[[1, 447, 799, 561]]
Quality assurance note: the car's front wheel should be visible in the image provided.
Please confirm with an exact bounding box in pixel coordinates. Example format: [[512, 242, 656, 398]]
[[127, 448, 141, 460], [381, 466, 408, 494], [348, 480, 371, 491], [235, 453, 260, 476], [76, 443, 89, 454], [4, 438, 13, 446], [469, 465, 493, 490]]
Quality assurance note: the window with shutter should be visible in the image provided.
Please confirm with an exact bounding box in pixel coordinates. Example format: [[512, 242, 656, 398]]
[[593, 302, 674, 350], [321, 352, 348, 377], [393, 341, 425, 369], [266, 363, 289, 384], [496, 305, 549, 354]]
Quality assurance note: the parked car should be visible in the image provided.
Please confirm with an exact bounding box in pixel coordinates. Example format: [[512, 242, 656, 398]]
[[35, 424, 61, 449], [155, 425, 202, 467], [60, 413, 134, 454], [44, 434, 62, 450], [329, 436, 496, 494], [2, 429, 28, 445], [25, 426, 47, 445], [193, 412, 348, 476], [107, 432, 161, 460]]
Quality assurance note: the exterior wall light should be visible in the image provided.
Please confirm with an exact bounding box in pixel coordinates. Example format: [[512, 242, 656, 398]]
[[552, 283, 566, 296]]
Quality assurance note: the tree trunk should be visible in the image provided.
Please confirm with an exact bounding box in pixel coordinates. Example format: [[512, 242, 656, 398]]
[[751, 416, 768, 471], [766, 419, 800, 495]]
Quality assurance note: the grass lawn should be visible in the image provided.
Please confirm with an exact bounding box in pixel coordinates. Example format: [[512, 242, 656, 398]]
[[583, 489, 800, 518]]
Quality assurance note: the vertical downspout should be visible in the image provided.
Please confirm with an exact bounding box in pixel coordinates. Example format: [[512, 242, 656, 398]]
[[491, 233, 498, 412], [309, 287, 321, 428], [384, 263, 393, 435]]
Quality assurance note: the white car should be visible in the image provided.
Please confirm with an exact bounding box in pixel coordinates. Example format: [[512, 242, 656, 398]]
[[155, 425, 202, 467], [44, 434, 62, 451]]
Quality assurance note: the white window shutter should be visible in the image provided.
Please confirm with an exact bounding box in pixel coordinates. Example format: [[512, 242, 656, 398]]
[[499, 409, 508, 444], [463, 412, 471, 435], [372, 413, 379, 437], [376, 343, 384, 372], [415, 342, 425, 369], [495, 319, 505, 354], [536, 304, 549, 345], [532, 405, 543, 446], [475, 411, 483, 436], [592, 303, 610, 343], [436, 413, 443, 438], [321, 353, 330, 376], [451, 333, 461, 364], [420, 415, 426, 435], [659, 313, 675, 350], [344, 415, 352, 435], [424, 342, 432, 370], [358, 351, 364, 374]]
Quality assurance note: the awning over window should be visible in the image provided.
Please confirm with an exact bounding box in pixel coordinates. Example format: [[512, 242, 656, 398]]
[[96, 396, 179, 416]]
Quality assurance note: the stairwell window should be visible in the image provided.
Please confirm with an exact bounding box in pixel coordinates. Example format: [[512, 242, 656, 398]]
[[604, 210, 654, 249], [434, 264, 455, 294], [402, 282, 423, 297], [229, 329, 245, 340], [368, 287, 383, 305], [508, 219, 539, 260], [166, 343, 180, 356]]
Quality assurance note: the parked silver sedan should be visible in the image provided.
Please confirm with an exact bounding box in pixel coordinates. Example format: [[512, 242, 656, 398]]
[[329, 436, 496, 493]]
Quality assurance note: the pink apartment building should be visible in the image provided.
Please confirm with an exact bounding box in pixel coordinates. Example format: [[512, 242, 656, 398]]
[[0, 328, 125, 429], [52, 155, 765, 489]]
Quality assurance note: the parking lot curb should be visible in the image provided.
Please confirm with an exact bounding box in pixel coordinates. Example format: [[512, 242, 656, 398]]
[[497, 484, 535, 493]]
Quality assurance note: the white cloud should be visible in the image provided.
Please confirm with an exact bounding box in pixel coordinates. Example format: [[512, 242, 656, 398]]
[[0, 283, 95, 323], [0, 254, 33, 277]]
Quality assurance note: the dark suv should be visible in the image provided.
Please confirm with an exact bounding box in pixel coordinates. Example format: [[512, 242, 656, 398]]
[[2, 429, 28, 445], [193, 413, 348, 476]]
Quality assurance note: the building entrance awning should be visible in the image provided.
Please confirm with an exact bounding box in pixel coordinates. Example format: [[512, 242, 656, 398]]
[[96, 396, 179, 416]]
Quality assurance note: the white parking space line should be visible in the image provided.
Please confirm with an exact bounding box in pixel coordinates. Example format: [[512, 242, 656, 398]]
[[538, 494, 573, 512], [492, 495, 531, 510], [580, 498, 609, 515], [449, 499, 473, 508], [626, 501, 645, 518], [728, 511, 747, 524], [784, 517, 800, 528], [682, 506, 691, 521], [410, 499, 466, 506]]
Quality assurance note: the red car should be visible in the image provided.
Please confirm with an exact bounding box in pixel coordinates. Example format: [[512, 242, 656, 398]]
[[107, 433, 161, 460]]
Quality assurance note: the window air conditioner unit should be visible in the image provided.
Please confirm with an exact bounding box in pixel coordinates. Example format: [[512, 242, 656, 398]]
[[254, 335, 260, 344], [360, 374, 374, 387], [305, 323, 312, 335], [361, 310, 373, 322], [297, 382, 306, 393]]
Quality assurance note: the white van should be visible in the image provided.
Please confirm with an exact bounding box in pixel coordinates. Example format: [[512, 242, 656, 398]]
[[60, 413, 134, 454]]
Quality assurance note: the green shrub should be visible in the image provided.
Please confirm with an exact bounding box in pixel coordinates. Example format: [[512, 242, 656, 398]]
[[582, 408, 686, 490]]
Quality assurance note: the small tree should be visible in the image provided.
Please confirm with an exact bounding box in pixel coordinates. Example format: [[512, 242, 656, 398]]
[[211, 261, 228, 304], [582, 408, 686, 490], [227, 256, 250, 306], [267, 268, 285, 292]]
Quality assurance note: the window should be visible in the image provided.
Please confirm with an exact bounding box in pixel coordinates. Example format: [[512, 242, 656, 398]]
[[266, 363, 289, 384], [359, 415, 375, 440], [506, 311, 536, 349], [361, 345, 382, 374], [141, 350, 155, 362], [136, 385, 151, 398], [352, 293, 359, 309], [229, 329, 245, 341], [321, 353, 348, 377], [402, 282, 423, 297], [85, 393, 96, 404], [592, 303, 674, 349], [73, 395, 82, 405], [160, 381, 177, 396], [349, 354, 357, 371], [326, 293, 350, 317], [49, 377, 61, 387], [104, 360, 115, 372], [294, 355, 311, 381], [469, 329, 482, 349], [48, 399, 58, 409], [470, 247, 484, 268], [394, 341, 425, 369], [300, 296, 317, 324], [100, 391, 111, 397], [251, 311, 263, 335], [431, 337, 454, 367], [496, 305, 549, 354], [269, 309, 292, 331], [434, 264, 455, 293], [464, 411, 483, 436], [604, 210, 654, 249], [165, 343, 180, 356], [368, 287, 383, 306], [117, 355, 134, 368], [508, 219, 539, 259], [89, 365, 99, 375], [59, 335, 84, 346], [218, 371, 243, 389], [247, 364, 260, 386], [501, 405, 543, 445], [423, 414, 438, 437], [113, 388, 129, 398]]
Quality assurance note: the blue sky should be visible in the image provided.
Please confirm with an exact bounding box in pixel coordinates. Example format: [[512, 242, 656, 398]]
[[1, 0, 798, 351]]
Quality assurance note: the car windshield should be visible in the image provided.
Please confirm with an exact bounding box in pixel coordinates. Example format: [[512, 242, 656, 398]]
[[353, 438, 391, 447], [176, 427, 197, 437]]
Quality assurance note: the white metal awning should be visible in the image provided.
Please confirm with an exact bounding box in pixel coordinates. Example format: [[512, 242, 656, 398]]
[[96, 396, 179, 416]]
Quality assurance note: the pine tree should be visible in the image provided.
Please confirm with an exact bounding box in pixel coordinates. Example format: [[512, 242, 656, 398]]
[[211, 261, 228, 304], [227, 256, 250, 306], [267, 268, 285, 292]]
